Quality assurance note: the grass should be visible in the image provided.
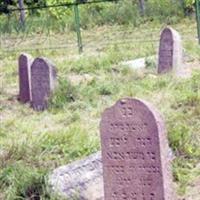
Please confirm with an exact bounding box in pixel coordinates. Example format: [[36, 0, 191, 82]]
[[0, 18, 200, 199]]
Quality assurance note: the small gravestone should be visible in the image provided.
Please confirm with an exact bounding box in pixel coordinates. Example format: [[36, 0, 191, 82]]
[[158, 27, 183, 74], [49, 152, 103, 200], [31, 57, 57, 111], [100, 98, 174, 200], [18, 53, 33, 103]]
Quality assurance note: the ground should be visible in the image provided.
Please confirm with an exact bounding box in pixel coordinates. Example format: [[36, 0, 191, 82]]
[[0, 19, 200, 199]]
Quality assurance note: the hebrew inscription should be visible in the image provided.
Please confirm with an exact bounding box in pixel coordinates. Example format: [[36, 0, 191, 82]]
[[100, 98, 174, 200]]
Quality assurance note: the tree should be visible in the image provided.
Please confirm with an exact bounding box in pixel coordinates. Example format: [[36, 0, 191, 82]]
[[18, 0, 25, 25], [138, 0, 146, 16], [0, 0, 16, 14]]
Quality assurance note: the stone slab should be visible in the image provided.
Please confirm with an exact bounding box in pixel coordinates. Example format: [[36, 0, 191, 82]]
[[121, 56, 156, 70], [49, 152, 103, 200]]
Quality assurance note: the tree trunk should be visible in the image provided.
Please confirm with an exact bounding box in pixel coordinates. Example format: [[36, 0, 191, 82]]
[[138, 0, 146, 16], [18, 0, 25, 26]]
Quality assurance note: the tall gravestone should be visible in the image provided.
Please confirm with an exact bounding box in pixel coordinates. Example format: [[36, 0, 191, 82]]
[[18, 53, 33, 103], [158, 27, 182, 74], [100, 98, 174, 200], [31, 57, 57, 111]]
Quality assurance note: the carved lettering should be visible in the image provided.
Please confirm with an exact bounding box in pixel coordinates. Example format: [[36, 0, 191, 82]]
[[109, 136, 128, 147], [106, 165, 125, 174], [111, 191, 156, 200], [109, 122, 147, 133], [106, 151, 145, 161]]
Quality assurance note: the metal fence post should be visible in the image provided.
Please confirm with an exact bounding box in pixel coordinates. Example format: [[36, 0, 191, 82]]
[[74, 2, 83, 53], [196, 0, 200, 44]]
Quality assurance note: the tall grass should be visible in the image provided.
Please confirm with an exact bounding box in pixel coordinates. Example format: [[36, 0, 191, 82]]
[[0, 0, 185, 35]]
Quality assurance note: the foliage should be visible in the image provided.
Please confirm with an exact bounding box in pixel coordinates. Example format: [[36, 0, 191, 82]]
[[183, 0, 196, 14], [46, 0, 73, 20], [0, 0, 46, 14], [0, 0, 197, 34], [184, 0, 195, 8]]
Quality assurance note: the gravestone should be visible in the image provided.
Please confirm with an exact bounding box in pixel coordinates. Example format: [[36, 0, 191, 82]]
[[100, 98, 174, 200], [18, 53, 33, 103], [31, 57, 57, 111], [49, 152, 103, 200], [158, 27, 183, 74]]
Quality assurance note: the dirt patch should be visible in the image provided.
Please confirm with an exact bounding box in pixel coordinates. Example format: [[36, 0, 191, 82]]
[[68, 73, 94, 86]]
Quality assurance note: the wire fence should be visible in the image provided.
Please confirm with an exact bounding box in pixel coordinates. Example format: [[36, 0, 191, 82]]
[[7, 0, 118, 12], [0, 0, 199, 54]]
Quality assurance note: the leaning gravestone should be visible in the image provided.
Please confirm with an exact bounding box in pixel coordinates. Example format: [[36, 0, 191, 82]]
[[31, 57, 57, 111], [100, 98, 174, 200], [18, 53, 33, 103], [158, 27, 183, 74]]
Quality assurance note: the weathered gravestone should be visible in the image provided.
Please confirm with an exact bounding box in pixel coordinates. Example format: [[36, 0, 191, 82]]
[[100, 98, 174, 200], [49, 152, 103, 200], [158, 27, 183, 74], [18, 53, 33, 103], [31, 57, 57, 111]]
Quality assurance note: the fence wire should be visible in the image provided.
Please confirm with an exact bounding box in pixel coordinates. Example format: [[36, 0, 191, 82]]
[[0, 0, 199, 54]]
